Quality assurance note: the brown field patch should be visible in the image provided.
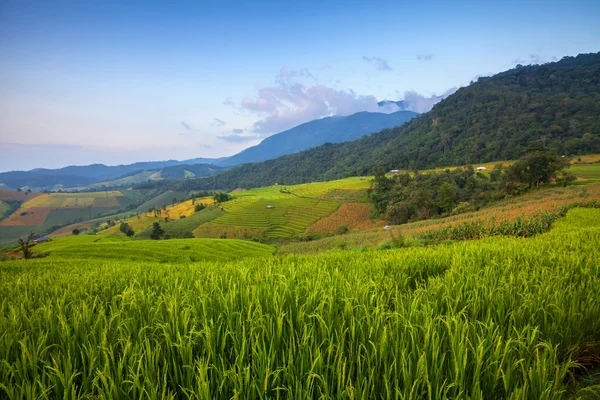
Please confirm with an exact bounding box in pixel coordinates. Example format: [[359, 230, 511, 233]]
[[307, 203, 384, 234], [0, 190, 43, 202], [0, 207, 52, 226]]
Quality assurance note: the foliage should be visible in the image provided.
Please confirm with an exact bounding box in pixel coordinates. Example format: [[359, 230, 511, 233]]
[[149, 222, 164, 240], [212, 192, 231, 203]]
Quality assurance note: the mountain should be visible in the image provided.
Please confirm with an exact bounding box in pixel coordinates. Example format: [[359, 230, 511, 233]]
[[220, 110, 418, 166], [0, 161, 223, 191], [164, 52, 600, 191], [0, 110, 416, 189]]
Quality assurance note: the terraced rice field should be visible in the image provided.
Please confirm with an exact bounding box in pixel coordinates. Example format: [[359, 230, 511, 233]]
[[209, 196, 339, 238], [201, 177, 372, 238], [32, 235, 275, 263], [98, 196, 215, 237]]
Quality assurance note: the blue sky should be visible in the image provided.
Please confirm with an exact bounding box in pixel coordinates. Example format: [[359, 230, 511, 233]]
[[1, 0, 599, 171]]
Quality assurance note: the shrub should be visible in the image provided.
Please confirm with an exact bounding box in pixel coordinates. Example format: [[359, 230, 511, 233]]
[[335, 225, 349, 235]]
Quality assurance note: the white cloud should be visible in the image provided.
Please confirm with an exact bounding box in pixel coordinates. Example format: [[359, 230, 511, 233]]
[[400, 88, 458, 113], [233, 66, 384, 135]]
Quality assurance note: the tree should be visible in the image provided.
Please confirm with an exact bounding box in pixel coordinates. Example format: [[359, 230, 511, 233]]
[[368, 167, 393, 216], [438, 182, 457, 213], [119, 222, 132, 234], [18, 232, 35, 259], [150, 222, 164, 240], [16, 188, 22, 192], [172, 197, 178, 206], [126, 229, 135, 237], [213, 192, 231, 203], [72, 228, 80, 235], [195, 203, 206, 212], [505, 148, 570, 188]]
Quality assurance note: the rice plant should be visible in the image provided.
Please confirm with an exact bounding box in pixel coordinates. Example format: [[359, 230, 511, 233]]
[[0, 208, 599, 398]]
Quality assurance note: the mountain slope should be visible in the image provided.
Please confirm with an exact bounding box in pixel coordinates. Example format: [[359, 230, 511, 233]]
[[220, 110, 417, 166], [0, 161, 223, 190], [166, 52, 600, 191]]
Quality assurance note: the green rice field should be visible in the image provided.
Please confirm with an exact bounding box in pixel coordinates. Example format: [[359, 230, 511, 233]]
[[1, 208, 599, 398], [30, 235, 275, 263]]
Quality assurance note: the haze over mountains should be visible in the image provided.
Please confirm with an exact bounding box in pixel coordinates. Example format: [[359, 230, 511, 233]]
[[0, 107, 418, 190]]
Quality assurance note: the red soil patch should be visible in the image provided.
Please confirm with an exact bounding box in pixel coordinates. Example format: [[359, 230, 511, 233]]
[[0, 207, 51, 226], [0, 190, 43, 202], [307, 203, 385, 234]]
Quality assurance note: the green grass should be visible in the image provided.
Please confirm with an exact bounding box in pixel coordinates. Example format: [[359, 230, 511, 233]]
[[0, 208, 599, 398], [33, 235, 275, 263], [137, 206, 225, 239], [570, 162, 600, 181]]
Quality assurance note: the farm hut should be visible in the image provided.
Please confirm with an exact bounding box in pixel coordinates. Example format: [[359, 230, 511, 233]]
[[476, 166, 487, 171], [390, 170, 400, 174], [383, 225, 391, 230], [267, 205, 274, 209]]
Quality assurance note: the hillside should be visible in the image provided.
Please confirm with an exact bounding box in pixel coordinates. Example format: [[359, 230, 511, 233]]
[[0, 161, 223, 191], [166, 52, 600, 191], [220, 110, 417, 166]]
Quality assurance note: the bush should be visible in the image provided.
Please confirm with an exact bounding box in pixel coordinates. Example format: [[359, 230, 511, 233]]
[[335, 225, 349, 235], [72, 229, 80, 235]]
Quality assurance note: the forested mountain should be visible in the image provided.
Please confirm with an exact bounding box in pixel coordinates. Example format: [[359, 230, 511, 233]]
[[220, 110, 417, 166], [156, 52, 600, 191]]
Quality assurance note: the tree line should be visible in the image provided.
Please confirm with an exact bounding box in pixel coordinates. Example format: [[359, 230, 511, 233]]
[[369, 146, 573, 225]]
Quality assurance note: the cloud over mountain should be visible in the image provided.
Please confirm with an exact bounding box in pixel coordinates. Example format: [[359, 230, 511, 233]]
[[232, 66, 383, 135]]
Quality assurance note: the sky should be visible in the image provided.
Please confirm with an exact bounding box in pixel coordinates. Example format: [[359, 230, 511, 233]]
[[0, 0, 599, 172]]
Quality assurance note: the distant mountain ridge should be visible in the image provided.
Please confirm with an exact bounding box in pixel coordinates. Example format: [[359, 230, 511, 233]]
[[220, 110, 417, 166], [0, 109, 418, 190], [0, 162, 224, 191]]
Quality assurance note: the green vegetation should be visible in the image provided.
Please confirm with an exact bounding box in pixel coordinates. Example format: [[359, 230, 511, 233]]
[[371, 148, 571, 224], [1, 209, 599, 397], [31, 235, 275, 263]]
